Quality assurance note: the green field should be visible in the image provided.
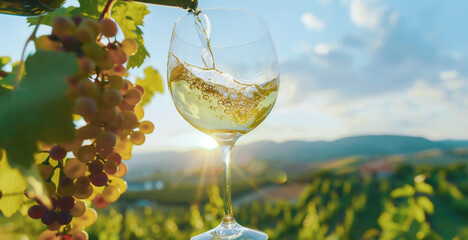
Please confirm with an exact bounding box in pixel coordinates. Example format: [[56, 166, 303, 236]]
[[2, 160, 468, 240]]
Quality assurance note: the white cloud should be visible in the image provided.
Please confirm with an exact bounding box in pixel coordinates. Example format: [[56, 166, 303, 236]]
[[439, 70, 459, 81], [314, 43, 330, 55], [349, 0, 388, 30], [439, 70, 466, 90], [301, 13, 326, 31]]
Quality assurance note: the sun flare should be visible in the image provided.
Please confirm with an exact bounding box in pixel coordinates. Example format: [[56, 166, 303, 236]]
[[200, 135, 218, 150]]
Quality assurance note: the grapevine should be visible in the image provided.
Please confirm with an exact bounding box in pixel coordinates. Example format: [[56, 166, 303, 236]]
[[21, 14, 155, 239]]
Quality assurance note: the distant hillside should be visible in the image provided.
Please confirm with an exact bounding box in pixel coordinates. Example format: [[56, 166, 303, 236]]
[[126, 135, 468, 178]]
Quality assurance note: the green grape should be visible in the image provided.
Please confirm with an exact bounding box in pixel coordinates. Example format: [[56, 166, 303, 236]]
[[121, 111, 139, 130], [81, 42, 105, 61], [74, 185, 93, 199], [64, 158, 87, 179], [115, 138, 132, 155], [108, 47, 127, 65], [108, 76, 125, 89], [77, 124, 100, 140], [124, 88, 142, 106], [121, 38, 138, 56], [82, 19, 100, 36], [99, 18, 118, 38], [38, 230, 60, 240], [37, 163, 54, 180], [118, 100, 135, 111], [107, 64, 126, 77], [75, 24, 95, 43], [78, 57, 95, 75], [77, 80, 98, 97], [110, 178, 127, 193], [98, 107, 118, 123], [35, 35, 61, 51], [102, 185, 120, 202], [75, 208, 97, 227], [113, 162, 127, 178], [119, 80, 131, 95], [75, 176, 91, 188], [121, 152, 132, 161], [76, 145, 96, 163], [108, 113, 125, 129], [70, 230, 88, 240], [130, 131, 145, 145], [46, 221, 61, 231], [139, 120, 154, 134], [103, 89, 123, 107], [75, 97, 97, 118], [106, 152, 121, 165], [59, 138, 83, 155], [96, 53, 115, 70], [57, 182, 75, 197], [52, 16, 75, 37], [70, 200, 86, 217], [96, 131, 117, 154], [103, 161, 117, 175]]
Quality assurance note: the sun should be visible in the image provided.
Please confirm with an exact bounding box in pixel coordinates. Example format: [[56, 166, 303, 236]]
[[200, 135, 218, 150]]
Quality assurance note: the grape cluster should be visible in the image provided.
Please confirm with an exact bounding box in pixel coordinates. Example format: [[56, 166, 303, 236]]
[[31, 16, 155, 239]]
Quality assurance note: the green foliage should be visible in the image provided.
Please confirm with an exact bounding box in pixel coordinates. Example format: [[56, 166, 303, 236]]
[[27, 7, 76, 26], [0, 61, 21, 89], [0, 56, 10, 69], [71, 0, 108, 20], [0, 151, 28, 217], [2, 163, 468, 239], [136, 67, 164, 107], [0, 50, 78, 169], [27, 0, 151, 69], [112, 1, 150, 69]]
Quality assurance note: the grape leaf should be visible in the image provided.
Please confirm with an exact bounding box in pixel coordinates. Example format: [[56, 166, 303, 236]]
[[0, 62, 22, 89], [0, 50, 78, 170], [27, 7, 76, 26], [70, 0, 108, 20], [112, 1, 150, 69], [0, 57, 13, 90], [136, 67, 164, 107], [0, 86, 10, 98], [0, 56, 10, 69], [0, 151, 28, 218]]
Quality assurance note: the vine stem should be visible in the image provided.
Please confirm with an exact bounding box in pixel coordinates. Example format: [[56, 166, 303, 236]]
[[15, 16, 44, 89], [99, 0, 118, 21], [97, 0, 118, 41]]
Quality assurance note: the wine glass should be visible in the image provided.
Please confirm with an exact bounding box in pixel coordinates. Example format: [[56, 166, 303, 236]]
[[167, 8, 279, 240]]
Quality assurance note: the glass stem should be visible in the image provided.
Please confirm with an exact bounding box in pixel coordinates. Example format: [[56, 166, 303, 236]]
[[218, 140, 236, 227]]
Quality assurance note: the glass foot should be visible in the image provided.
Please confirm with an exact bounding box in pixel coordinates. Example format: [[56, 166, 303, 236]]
[[191, 222, 268, 240]]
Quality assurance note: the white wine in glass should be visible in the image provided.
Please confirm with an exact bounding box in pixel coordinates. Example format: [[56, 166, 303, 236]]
[[168, 8, 279, 240]]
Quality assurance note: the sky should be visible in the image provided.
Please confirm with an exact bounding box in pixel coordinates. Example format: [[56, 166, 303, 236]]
[[1, 0, 468, 152]]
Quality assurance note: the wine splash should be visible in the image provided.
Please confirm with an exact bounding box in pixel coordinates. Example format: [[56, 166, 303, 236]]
[[193, 11, 216, 69], [168, 54, 278, 135]]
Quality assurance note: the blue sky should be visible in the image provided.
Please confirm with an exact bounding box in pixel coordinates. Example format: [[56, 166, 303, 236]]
[[1, 0, 468, 151]]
